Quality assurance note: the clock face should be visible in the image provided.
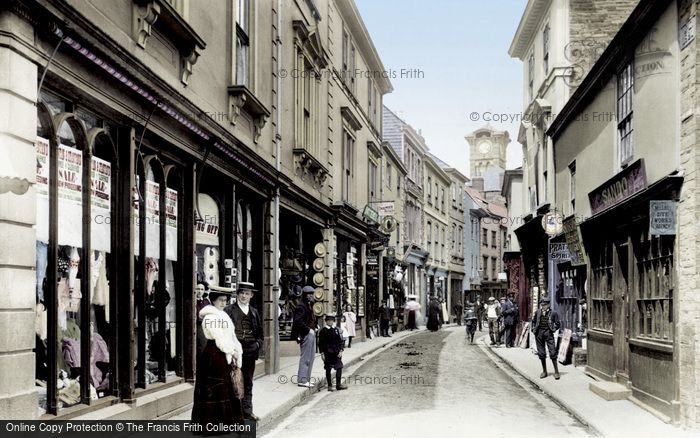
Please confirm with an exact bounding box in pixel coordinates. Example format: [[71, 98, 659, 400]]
[[478, 141, 491, 154]]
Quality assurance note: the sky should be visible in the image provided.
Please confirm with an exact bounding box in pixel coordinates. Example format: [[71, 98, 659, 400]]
[[355, 0, 528, 178]]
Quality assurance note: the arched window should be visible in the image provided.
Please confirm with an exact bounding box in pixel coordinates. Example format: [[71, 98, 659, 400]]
[[35, 91, 118, 415]]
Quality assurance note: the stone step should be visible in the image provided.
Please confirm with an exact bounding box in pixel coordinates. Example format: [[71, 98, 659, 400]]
[[589, 381, 632, 401]]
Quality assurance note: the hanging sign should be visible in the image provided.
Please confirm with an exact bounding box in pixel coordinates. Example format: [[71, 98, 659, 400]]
[[376, 201, 395, 217], [549, 242, 571, 262], [563, 216, 586, 267], [649, 200, 677, 236]]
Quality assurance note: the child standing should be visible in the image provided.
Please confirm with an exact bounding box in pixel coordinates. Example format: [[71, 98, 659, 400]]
[[318, 315, 348, 392], [340, 315, 349, 347]]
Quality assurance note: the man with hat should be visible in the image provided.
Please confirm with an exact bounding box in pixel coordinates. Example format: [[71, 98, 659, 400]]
[[531, 296, 561, 379], [485, 296, 502, 346], [292, 286, 318, 387], [318, 314, 347, 391], [224, 281, 264, 421]]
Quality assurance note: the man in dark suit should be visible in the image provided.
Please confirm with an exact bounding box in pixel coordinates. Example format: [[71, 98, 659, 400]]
[[224, 281, 264, 421], [531, 296, 561, 379], [501, 295, 517, 347]]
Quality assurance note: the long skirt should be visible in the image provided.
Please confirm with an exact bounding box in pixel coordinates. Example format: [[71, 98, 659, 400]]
[[407, 310, 417, 329], [191, 340, 244, 429]]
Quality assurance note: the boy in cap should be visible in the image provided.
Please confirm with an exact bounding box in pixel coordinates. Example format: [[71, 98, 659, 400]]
[[318, 314, 348, 391], [485, 296, 502, 346], [531, 296, 561, 379], [292, 286, 318, 387], [224, 281, 264, 421]]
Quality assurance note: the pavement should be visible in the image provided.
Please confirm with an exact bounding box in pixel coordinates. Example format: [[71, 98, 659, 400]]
[[170, 328, 415, 430], [479, 332, 695, 438]]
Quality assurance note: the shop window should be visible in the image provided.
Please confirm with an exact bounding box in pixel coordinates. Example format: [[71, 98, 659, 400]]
[[134, 154, 182, 388], [35, 92, 117, 414], [236, 201, 254, 283], [590, 240, 614, 332], [633, 232, 674, 342]]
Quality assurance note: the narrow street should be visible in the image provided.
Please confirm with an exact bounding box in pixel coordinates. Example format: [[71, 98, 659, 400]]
[[261, 327, 591, 437]]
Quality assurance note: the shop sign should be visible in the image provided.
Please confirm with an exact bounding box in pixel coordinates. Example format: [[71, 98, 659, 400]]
[[549, 242, 571, 262], [650, 200, 677, 235], [563, 216, 586, 267], [367, 255, 378, 265], [362, 205, 379, 223], [588, 159, 647, 215], [195, 193, 220, 247], [376, 201, 395, 217], [165, 188, 178, 260]]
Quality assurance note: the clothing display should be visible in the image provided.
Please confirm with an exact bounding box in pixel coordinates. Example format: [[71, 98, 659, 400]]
[[36, 241, 48, 302], [145, 257, 158, 293]]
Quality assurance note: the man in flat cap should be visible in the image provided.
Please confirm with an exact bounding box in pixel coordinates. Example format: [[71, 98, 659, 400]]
[[531, 296, 561, 379], [292, 286, 318, 387], [224, 281, 264, 421]]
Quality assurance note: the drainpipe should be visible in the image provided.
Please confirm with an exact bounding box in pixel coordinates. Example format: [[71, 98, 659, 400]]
[[268, 0, 283, 374]]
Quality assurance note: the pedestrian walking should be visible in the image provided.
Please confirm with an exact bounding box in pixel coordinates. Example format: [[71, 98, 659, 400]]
[[531, 296, 561, 379], [343, 304, 357, 348], [379, 301, 391, 337], [485, 296, 501, 346], [292, 286, 318, 387], [454, 302, 463, 326], [224, 281, 263, 421], [475, 296, 484, 331], [464, 302, 477, 344], [404, 296, 420, 330], [191, 288, 244, 427], [427, 296, 442, 331], [318, 315, 348, 392], [501, 295, 516, 348]]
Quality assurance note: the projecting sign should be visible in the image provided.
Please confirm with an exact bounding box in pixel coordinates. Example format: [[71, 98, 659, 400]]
[[650, 200, 677, 236]]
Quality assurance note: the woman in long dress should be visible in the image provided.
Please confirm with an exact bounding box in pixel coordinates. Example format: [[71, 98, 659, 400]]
[[404, 297, 420, 330], [343, 304, 357, 348], [191, 288, 244, 428]]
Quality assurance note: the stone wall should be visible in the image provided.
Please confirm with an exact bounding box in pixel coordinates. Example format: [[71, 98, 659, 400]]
[[0, 15, 39, 417], [677, 0, 700, 428]]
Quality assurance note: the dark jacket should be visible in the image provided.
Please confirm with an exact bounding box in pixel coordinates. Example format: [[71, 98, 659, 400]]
[[291, 299, 317, 341], [531, 308, 561, 334], [224, 303, 264, 360], [501, 300, 516, 326], [318, 325, 344, 370]]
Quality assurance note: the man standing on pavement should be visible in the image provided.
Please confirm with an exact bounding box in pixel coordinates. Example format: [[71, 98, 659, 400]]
[[475, 296, 484, 332], [531, 296, 561, 379], [501, 295, 517, 347], [379, 301, 391, 337], [292, 286, 318, 387], [224, 281, 263, 421], [485, 296, 501, 346], [453, 301, 463, 326]]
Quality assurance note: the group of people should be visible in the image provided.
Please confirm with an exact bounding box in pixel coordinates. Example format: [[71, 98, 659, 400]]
[[192, 281, 264, 428], [461, 293, 562, 380]]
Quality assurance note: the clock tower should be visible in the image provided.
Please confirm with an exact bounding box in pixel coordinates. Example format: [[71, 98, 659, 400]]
[[466, 124, 509, 177]]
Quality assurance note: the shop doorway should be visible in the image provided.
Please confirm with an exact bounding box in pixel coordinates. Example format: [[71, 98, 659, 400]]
[[614, 240, 631, 380]]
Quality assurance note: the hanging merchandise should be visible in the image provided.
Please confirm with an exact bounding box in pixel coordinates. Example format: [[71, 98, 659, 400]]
[[203, 247, 220, 286]]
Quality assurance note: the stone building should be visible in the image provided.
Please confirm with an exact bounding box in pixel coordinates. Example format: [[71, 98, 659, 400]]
[[382, 106, 428, 306], [544, 0, 700, 428], [508, 0, 639, 356], [0, 0, 391, 420], [423, 153, 451, 306]]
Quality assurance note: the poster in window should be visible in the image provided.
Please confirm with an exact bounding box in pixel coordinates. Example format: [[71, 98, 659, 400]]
[[35, 137, 50, 243], [357, 286, 365, 317], [91, 156, 111, 252], [134, 179, 161, 258], [165, 188, 178, 260]]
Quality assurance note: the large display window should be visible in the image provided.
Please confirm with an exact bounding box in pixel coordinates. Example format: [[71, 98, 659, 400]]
[[34, 91, 118, 415]]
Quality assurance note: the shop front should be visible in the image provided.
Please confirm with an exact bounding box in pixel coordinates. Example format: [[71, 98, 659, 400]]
[[580, 163, 682, 421]]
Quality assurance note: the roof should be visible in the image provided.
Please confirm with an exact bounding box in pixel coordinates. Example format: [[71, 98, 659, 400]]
[[509, 0, 551, 60], [465, 186, 507, 219]]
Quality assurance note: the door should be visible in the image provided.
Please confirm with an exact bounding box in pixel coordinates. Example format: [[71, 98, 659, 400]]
[[614, 239, 631, 381]]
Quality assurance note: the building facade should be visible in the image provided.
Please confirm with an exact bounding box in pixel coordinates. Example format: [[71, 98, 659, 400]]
[[0, 0, 392, 420], [423, 154, 451, 308], [545, 0, 700, 427], [382, 106, 428, 308]]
